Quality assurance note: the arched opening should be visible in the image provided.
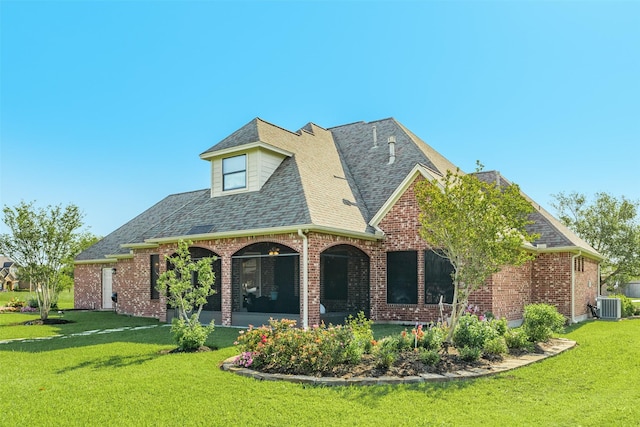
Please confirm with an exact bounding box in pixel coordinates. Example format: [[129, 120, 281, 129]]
[[320, 244, 370, 322], [165, 246, 221, 324], [231, 242, 300, 326]]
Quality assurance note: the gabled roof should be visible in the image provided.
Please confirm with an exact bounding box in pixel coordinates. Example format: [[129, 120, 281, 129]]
[[329, 118, 458, 219], [77, 117, 601, 262], [474, 171, 601, 258]]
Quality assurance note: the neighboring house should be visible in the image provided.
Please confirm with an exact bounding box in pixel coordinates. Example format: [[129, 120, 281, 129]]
[[0, 256, 20, 291], [74, 118, 602, 327]]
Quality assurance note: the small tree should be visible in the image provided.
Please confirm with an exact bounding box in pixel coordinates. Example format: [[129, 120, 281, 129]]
[[415, 166, 539, 341], [156, 240, 216, 351], [0, 201, 86, 320], [551, 191, 640, 290]]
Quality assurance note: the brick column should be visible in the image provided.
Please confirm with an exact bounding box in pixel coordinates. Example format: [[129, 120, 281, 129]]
[[221, 256, 232, 326]]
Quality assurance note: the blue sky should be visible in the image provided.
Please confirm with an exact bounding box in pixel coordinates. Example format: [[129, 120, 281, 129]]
[[1, 1, 638, 237]]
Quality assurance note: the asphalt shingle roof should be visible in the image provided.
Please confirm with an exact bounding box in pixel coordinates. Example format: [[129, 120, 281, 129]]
[[78, 117, 599, 261], [473, 171, 598, 254]]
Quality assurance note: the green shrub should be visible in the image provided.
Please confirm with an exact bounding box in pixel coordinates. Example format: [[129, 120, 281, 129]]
[[170, 315, 215, 351], [27, 296, 39, 308], [417, 348, 440, 366], [453, 314, 499, 350], [609, 294, 635, 317], [483, 336, 508, 357], [458, 345, 482, 362], [504, 328, 534, 352], [345, 311, 374, 353], [6, 297, 25, 308], [522, 303, 565, 342], [489, 317, 508, 336], [235, 318, 371, 374], [374, 341, 397, 369], [414, 324, 447, 351]]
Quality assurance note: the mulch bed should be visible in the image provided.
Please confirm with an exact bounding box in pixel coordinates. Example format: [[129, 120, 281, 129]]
[[252, 341, 552, 379], [23, 318, 74, 326]]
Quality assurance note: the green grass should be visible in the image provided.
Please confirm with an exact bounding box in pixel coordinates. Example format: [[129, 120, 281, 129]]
[[0, 288, 74, 310], [1, 313, 639, 426]]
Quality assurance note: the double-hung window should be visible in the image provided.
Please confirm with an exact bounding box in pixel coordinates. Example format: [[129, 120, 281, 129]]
[[222, 155, 246, 191]]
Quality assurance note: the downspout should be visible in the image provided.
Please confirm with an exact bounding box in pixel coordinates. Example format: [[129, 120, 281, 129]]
[[298, 229, 309, 329], [571, 250, 582, 323]]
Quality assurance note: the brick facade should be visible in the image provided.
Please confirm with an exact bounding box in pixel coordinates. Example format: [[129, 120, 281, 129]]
[[75, 177, 599, 325]]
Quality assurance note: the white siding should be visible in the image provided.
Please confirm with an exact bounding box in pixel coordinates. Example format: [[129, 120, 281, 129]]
[[247, 149, 259, 191], [211, 159, 222, 197], [258, 149, 286, 189], [209, 148, 286, 197]]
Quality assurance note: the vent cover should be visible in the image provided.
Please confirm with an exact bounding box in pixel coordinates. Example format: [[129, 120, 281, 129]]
[[597, 297, 621, 319]]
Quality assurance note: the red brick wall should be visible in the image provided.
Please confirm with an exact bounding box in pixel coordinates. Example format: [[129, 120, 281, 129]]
[[481, 262, 533, 322], [75, 177, 599, 326], [74, 263, 108, 310], [376, 179, 448, 323], [531, 252, 572, 317], [572, 256, 599, 319]]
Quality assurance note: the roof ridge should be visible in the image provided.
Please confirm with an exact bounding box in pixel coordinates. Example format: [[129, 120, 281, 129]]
[[254, 117, 302, 138], [327, 117, 396, 130]]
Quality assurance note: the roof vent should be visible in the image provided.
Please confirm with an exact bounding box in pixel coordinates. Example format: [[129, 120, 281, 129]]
[[388, 136, 396, 164], [372, 125, 378, 148]]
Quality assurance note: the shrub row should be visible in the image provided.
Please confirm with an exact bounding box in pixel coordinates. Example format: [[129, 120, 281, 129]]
[[234, 304, 568, 374]]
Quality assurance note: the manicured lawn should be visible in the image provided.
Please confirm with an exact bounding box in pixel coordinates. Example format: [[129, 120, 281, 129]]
[[1, 312, 638, 426], [0, 288, 74, 310]]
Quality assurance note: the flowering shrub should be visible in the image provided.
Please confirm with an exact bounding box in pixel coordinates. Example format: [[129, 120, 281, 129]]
[[20, 306, 38, 313], [413, 323, 447, 351], [6, 297, 25, 308], [234, 351, 254, 368], [234, 316, 373, 375]]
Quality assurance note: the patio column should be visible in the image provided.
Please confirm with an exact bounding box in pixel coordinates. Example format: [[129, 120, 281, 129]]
[[221, 255, 232, 326]]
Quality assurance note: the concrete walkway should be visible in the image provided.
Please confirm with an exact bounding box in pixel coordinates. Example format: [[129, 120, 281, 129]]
[[220, 338, 576, 386], [0, 324, 167, 345]]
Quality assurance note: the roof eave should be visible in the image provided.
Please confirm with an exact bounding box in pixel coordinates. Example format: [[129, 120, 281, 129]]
[[369, 164, 443, 228], [141, 224, 382, 245], [529, 245, 603, 260], [199, 142, 293, 160]]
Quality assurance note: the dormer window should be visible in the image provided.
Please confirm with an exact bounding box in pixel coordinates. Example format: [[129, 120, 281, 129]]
[[222, 154, 246, 191]]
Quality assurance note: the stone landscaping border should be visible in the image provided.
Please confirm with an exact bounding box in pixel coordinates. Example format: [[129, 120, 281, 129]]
[[220, 338, 576, 386]]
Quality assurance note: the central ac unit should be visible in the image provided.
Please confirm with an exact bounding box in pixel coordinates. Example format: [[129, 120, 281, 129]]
[[598, 297, 621, 319]]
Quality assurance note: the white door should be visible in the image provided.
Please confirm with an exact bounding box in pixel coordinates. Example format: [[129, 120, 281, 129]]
[[102, 268, 113, 309]]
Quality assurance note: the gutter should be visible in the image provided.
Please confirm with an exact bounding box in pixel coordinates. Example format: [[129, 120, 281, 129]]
[[298, 229, 309, 329], [571, 250, 582, 323]]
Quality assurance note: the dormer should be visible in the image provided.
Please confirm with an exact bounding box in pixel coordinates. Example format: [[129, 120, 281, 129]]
[[200, 142, 293, 197]]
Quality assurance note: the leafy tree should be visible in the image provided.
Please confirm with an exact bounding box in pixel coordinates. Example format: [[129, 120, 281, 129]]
[[415, 167, 538, 341], [551, 191, 640, 290], [156, 239, 216, 351], [0, 201, 87, 320], [54, 232, 101, 304]]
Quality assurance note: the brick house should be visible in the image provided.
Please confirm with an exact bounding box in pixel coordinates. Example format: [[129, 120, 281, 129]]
[[0, 256, 21, 291], [74, 117, 601, 327]]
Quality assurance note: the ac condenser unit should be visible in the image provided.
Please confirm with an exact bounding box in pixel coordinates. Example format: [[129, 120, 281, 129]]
[[597, 297, 621, 319]]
